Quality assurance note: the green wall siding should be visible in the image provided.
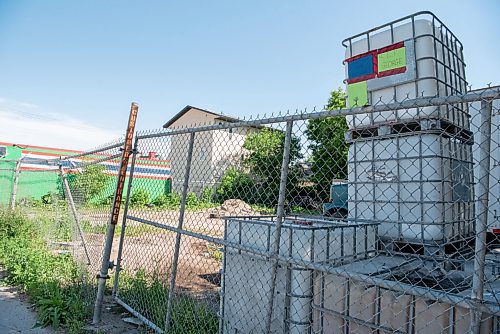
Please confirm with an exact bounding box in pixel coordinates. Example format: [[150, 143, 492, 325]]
[[1, 170, 172, 206], [17, 171, 60, 200], [0, 146, 21, 205], [0, 144, 172, 206]]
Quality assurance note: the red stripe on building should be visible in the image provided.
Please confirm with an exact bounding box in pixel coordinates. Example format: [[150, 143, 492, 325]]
[[0, 142, 83, 154], [20, 167, 58, 171]]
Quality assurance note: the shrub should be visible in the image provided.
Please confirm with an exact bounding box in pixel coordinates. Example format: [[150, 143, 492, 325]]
[[100, 194, 114, 205], [215, 167, 255, 203], [18, 197, 43, 208], [69, 164, 110, 203], [200, 187, 215, 204], [0, 209, 34, 238], [152, 193, 181, 208], [41, 192, 58, 205], [152, 194, 169, 208], [0, 209, 89, 331], [167, 192, 182, 206], [185, 192, 199, 207], [99, 193, 126, 206], [130, 189, 150, 207]]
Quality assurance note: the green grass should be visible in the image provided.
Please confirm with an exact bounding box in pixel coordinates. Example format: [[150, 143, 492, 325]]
[[0, 209, 91, 333], [249, 204, 275, 214], [118, 269, 219, 333], [0, 209, 218, 333]]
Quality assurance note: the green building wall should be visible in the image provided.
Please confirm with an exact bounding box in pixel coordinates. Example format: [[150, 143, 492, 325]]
[[0, 144, 172, 206], [0, 145, 21, 205]]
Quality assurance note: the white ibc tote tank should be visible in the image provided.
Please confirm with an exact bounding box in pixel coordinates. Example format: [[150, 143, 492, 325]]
[[346, 132, 474, 243], [343, 11, 469, 130], [343, 12, 475, 247]]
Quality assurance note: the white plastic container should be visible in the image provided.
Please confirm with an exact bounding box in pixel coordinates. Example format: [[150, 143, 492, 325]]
[[347, 132, 474, 242], [343, 12, 469, 130], [224, 216, 377, 263], [221, 216, 378, 334], [222, 254, 315, 334], [221, 252, 288, 334]]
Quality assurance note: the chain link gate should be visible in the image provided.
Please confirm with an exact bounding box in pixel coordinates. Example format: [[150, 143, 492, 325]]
[[110, 88, 500, 334], [58, 138, 127, 308]]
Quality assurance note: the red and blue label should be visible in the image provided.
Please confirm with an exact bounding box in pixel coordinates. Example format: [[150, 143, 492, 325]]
[[346, 42, 406, 84]]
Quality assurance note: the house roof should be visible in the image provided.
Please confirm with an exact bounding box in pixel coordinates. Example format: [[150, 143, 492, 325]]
[[162, 105, 240, 128]]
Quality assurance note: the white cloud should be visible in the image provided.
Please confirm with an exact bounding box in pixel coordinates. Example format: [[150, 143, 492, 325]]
[[18, 102, 40, 109], [0, 110, 121, 150], [0, 97, 39, 109]]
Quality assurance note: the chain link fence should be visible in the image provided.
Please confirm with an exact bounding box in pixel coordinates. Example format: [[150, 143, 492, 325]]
[[1, 88, 498, 333], [102, 88, 499, 333]]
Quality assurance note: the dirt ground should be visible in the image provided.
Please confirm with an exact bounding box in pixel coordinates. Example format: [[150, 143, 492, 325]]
[[81, 208, 227, 294], [85, 296, 153, 334], [71, 207, 234, 322], [13, 203, 259, 333]]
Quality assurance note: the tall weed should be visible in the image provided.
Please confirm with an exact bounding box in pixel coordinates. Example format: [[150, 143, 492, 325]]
[[0, 209, 90, 332]]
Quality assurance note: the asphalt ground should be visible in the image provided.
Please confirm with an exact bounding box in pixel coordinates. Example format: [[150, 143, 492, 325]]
[[0, 285, 56, 334]]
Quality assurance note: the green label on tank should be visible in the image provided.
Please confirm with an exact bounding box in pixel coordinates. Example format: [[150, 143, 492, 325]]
[[378, 47, 406, 72], [347, 81, 368, 107]]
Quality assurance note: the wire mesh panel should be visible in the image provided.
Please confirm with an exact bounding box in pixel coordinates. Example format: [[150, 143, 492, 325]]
[[61, 139, 125, 268], [110, 88, 499, 334], [55, 139, 126, 307], [0, 138, 127, 315]]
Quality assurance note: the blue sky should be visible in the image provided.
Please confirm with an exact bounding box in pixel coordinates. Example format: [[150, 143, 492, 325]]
[[0, 0, 499, 149]]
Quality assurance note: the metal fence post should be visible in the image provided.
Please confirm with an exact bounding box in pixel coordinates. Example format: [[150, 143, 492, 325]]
[[470, 99, 493, 334], [165, 131, 196, 332], [10, 158, 22, 210], [112, 137, 139, 297], [265, 120, 294, 333], [93, 102, 139, 325], [59, 165, 92, 265]]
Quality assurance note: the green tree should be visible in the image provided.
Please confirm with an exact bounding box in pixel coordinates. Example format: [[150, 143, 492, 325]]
[[70, 164, 110, 203], [242, 127, 302, 205], [306, 88, 348, 201]]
